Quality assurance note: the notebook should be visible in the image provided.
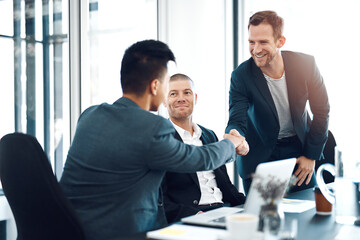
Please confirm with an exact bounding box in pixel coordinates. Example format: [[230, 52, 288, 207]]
[[181, 158, 296, 228]]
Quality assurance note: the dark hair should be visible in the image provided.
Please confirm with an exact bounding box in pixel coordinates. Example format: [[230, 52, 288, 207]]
[[248, 11, 284, 40], [120, 40, 176, 95]]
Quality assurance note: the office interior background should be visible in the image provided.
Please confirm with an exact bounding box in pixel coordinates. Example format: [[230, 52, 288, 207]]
[[1, 0, 360, 189]]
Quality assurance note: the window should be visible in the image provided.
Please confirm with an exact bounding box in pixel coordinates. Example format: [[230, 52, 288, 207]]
[[0, 0, 69, 178], [78, 0, 239, 186], [80, 0, 158, 111], [3, 0, 355, 185]]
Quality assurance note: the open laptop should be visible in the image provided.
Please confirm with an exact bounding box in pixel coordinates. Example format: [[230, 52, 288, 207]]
[[181, 158, 296, 228]]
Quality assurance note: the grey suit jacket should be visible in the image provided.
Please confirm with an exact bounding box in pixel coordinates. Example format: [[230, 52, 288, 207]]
[[226, 51, 330, 179], [60, 97, 235, 240]]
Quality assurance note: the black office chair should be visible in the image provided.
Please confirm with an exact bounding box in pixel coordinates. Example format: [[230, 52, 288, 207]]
[[0, 133, 86, 240], [315, 130, 336, 184]]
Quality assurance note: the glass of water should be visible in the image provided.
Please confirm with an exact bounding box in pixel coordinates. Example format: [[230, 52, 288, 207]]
[[279, 219, 297, 240]]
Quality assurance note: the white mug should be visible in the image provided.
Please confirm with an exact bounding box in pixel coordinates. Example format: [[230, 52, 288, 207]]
[[226, 213, 259, 240]]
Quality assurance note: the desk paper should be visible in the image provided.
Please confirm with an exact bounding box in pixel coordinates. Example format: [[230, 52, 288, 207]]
[[146, 223, 228, 240], [281, 198, 315, 213]]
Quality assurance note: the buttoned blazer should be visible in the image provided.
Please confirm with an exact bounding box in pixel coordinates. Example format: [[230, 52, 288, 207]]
[[60, 97, 236, 240], [226, 51, 330, 179], [162, 125, 246, 223]]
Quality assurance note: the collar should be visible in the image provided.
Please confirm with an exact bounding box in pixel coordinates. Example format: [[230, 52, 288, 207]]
[[263, 71, 286, 81], [170, 120, 202, 140]]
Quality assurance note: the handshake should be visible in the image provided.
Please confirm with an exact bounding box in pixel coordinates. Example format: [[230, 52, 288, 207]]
[[224, 129, 249, 156]]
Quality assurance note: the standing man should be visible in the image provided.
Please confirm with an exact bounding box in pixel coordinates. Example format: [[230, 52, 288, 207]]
[[226, 11, 330, 194], [60, 40, 247, 240], [162, 74, 247, 223]]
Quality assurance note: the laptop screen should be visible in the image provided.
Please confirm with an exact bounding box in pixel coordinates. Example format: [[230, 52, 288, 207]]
[[181, 158, 296, 228], [243, 158, 296, 215]]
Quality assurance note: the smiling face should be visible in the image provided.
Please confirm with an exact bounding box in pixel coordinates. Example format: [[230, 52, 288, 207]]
[[165, 78, 197, 121], [248, 23, 285, 70]]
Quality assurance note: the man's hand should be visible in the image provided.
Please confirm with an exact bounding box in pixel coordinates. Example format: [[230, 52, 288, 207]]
[[236, 140, 249, 156], [223, 129, 249, 156], [294, 156, 315, 186], [229, 129, 249, 156]]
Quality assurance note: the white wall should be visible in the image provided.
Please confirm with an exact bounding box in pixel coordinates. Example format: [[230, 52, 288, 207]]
[[159, 0, 233, 139], [157, 0, 240, 186]]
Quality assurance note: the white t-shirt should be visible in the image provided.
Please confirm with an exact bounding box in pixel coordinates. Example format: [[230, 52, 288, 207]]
[[264, 72, 296, 139]]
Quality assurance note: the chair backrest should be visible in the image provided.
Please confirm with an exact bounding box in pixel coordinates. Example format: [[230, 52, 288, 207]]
[[0, 133, 86, 240], [315, 130, 336, 184]]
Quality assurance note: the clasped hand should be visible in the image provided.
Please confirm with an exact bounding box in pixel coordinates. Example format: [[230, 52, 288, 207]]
[[223, 129, 249, 156]]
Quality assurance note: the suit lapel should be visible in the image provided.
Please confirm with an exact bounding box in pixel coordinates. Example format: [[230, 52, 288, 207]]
[[173, 130, 200, 188], [282, 51, 304, 140], [282, 51, 297, 116], [199, 132, 210, 145], [190, 173, 200, 188], [251, 60, 279, 122]]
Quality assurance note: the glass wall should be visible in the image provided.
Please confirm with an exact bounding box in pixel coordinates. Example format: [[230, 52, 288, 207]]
[[80, 0, 233, 140], [77, 0, 239, 186], [158, 0, 234, 140], [0, 0, 69, 178], [81, 0, 158, 111], [2, 0, 358, 183]]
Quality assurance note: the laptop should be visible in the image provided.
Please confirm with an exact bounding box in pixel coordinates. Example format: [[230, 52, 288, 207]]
[[181, 158, 296, 228]]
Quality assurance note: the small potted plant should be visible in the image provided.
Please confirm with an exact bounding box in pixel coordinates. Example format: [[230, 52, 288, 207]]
[[252, 174, 288, 235]]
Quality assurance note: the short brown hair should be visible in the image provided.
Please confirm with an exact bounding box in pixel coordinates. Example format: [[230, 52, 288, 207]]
[[248, 11, 284, 40]]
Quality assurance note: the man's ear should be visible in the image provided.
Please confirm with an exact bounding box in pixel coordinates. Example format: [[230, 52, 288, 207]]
[[194, 93, 198, 105], [150, 79, 160, 96], [277, 36, 286, 48]]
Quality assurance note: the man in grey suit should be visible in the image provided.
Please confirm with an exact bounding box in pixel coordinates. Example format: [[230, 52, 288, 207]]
[[226, 11, 330, 194], [60, 40, 248, 240]]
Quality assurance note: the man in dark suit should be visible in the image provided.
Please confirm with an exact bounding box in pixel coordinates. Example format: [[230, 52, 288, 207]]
[[60, 40, 248, 240], [226, 11, 330, 194], [162, 74, 247, 223]]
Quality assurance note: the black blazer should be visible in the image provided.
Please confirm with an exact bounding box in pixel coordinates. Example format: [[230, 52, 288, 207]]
[[161, 124, 246, 223]]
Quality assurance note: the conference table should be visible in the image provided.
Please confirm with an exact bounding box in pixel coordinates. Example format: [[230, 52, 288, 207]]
[[281, 187, 341, 239], [117, 186, 360, 240]]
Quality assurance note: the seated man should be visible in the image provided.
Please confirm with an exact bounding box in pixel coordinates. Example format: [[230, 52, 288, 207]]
[[162, 73, 247, 223]]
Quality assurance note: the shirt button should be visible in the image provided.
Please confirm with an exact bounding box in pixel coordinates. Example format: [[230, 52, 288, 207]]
[[193, 200, 199, 205]]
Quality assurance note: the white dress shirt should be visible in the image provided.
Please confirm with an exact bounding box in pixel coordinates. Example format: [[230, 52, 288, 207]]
[[170, 121, 223, 205]]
